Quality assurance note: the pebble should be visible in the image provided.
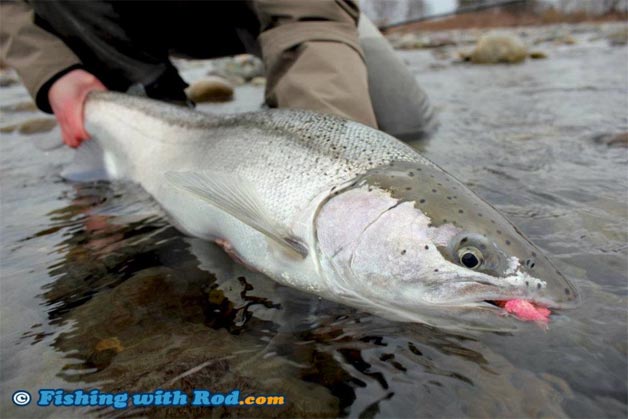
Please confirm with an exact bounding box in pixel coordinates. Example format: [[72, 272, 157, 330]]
[[18, 118, 57, 134], [1, 118, 57, 134], [607, 27, 628, 46], [593, 132, 628, 148], [250, 76, 266, 86], [0, 71, 19, 87], [529, 51, 548, 59], [185, 76, 234, 103], [0, 101, 38, 113], [209, 54, 264, 83]]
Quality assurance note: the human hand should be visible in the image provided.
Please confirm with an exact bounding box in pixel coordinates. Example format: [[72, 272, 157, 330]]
[[48, 69, 107, 148]]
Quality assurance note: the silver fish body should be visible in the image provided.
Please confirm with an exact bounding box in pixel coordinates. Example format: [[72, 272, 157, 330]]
[[74, 92, 579, 331]]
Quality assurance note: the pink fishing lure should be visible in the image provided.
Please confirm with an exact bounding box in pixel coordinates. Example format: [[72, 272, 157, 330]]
[[498, 299, 551, 323]]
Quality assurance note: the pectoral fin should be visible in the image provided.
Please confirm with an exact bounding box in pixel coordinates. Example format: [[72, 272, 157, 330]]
[[165, 170, 307, 258]]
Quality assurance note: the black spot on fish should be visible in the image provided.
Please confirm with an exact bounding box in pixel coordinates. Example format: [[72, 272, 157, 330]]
[[405, 187, 412, 191], [434, 269, 439, 272], [425, 245, 429, 250], [401, 249, 407, 255], [460, 237, 468, 244], [432, 189, 437, 193], [420, 199, 426, 203], [565, 288, 571, 295], [458, 209, 464, 214], [416, 168, 422, 171], [408, 172, 414, 176], [505, 240, 511, 246], [478, 213, 483, 217], [490, 220, 496, 224], [438, 183, 442, 186], [537, 283, 542, 289], [447, 196, 452, 200], [443, 219, 448, 223], [496, 230, 502, 235], [525, 281, 529, 287]]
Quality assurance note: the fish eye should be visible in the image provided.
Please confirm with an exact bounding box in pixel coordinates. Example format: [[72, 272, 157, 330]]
[[458, 247, 483, 269]]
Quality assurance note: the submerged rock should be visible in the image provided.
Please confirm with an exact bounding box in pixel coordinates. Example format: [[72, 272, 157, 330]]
[[0, 101, 38, 113], [185, 76, 234, 103], [1, 117, 57, 135], [19, 118, 57, 134], [593, 132, 628, 148], [607, 27, 628, 46], [0, 70, 19, 87], [469, 33, 528, 64]]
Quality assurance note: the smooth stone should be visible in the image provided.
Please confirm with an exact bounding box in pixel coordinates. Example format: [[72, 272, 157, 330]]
[[607, 27, 628, 46], [470, 33, 528, 64], [0, 101, 38, 113], [250, 76, 266, 86], [18, 118, 57, 134], [593, 132, 628, 148], [185, 76, 234, 103], [529, 51, 548, 59], [0, 70, 19, 87]]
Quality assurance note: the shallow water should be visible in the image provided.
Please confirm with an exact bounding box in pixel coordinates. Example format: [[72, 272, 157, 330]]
[[1, 24, 627, 418]]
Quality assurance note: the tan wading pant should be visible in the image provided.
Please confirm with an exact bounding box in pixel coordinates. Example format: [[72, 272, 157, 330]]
[[0, 0, 378, 128]]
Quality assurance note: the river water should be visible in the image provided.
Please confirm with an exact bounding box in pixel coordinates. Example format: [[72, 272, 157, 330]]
[[1, 23, 626, 418]]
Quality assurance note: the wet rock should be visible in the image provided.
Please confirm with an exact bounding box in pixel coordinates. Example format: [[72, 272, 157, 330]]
[[607, 27, 628, 46], [0, 101, 38, 113], [209, 54, 264, 83], [0, 70, 19, 87], [390, 32, 456, 50], [593, 132, 628, 148], [529, 51, 548, 59], [250, 76, 266, 86], [185, 76, 234, 103], [469, 33, 528, 64], [1, 118, 57, 135], [18, 118, 57, 134], [0, 124, 16, 134], [555, 34, 576, 45]]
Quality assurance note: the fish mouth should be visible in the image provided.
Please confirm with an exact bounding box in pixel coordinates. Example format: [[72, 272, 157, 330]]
[[482, 298, 552, 323]]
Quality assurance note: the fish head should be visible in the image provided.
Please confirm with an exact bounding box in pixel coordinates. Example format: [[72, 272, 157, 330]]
[[316, 161, 579, 330]]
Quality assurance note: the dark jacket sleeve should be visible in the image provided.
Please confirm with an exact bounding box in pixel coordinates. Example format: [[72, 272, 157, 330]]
[[0, 0, 82, 112], [255, 0, 377, 128]]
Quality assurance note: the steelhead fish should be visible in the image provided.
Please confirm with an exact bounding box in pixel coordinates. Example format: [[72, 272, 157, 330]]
[[66, 91, 579, 331]]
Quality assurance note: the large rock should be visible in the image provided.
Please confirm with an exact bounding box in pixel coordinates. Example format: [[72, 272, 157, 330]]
[[470, 33, 528, 64], [185, 76, 234, 103]]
